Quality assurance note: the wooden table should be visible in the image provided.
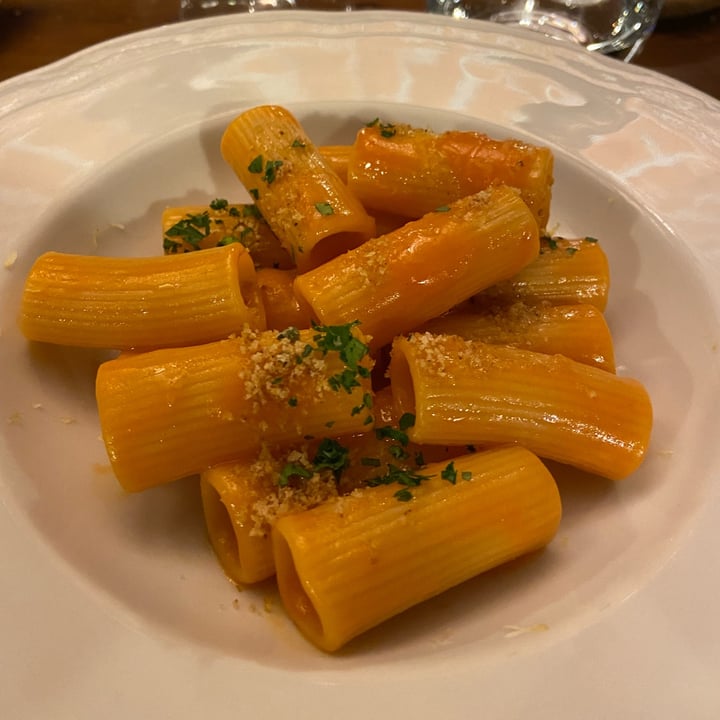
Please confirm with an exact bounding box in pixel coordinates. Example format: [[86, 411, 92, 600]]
[[0, 0, 719, 100]]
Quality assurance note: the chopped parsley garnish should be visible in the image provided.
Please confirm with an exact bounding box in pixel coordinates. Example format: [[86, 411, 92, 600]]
[[291, 138, 306, 148], [249, 188, 259, 201], [566, 247, 578, 256], [263, 159, 283, 185], [315, 202, 334, 216], [434, 204, 451, 213], [365, 117, 397, 138], [375, 425, 410, 446], [209, 198, 229, 211], [218, 235, 240, 246], [278, 462, 313, 487], [367, 463, 435, 501], [351, 392, 373, 417], [312, 322, 371, 396], [461, 471, 473, 481], [312, 438, 350, 480], [585, 236, 599, 243], [288, 397, 298, 407], [441, 461, 457, 485], [242, 204, 261, 218], [389, 445, 409, 460], [277, 326, 301, 342], [248, 155, 264, 174], [165, 212, 211, 247]]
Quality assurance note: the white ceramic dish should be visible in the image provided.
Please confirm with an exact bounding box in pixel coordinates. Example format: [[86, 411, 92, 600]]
[[1, 10, 720, 719]]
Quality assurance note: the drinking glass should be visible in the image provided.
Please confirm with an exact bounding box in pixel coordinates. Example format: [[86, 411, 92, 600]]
[[426, 0, 665, 60]]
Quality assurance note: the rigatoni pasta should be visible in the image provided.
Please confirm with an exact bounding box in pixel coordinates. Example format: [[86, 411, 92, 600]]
[[221, 105, 376, 271], [18, 105, 655, 653], [419, 303, 616, 372], [294, 186, 540, 350], [19, 243, 265, 350], [96, 324, 374, 491], [471, 235, 610, 311], [272, 446, 562, 652], [389, 333, 652, 480], [345, 121, 554, 230]]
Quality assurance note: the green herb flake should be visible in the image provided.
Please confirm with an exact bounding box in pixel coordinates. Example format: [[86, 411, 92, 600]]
[[414, 451, 426, 467], [389, 445, 409, 460], [163, 237, 181, 253], [461, 471, 473, 481], [394, 488, 413, 502], [278, 326, 301, 343], [315, 201, 334, 216], [248, 155, 264, 174], [218, 235, 240, 246], [398, 413, 415, 432], [249, 188, 259, 201], [291, 138, 306, 148], [312, 438, 350, 480], [351, 391, 373, 416], [434, 204, 451, 213], [441, 461, 457, 485], [375, 425, 409, 446], [584, 236, 599, 243], [566, 247, 579, 256], [288, 397, 298, 407], [240, 205, 258, 219], [209, 198, 229, 211], [312, 322, 371, 395], [263, 159, 283, 185], [278, 462, 313, 487], [165, 211, 211, 248]]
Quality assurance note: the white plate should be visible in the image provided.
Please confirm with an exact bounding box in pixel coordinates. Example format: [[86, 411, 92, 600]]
[[2, 10, 720, 719]]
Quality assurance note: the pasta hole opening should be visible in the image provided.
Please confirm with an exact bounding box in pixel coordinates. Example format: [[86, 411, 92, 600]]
[[307, 231, 367, 269], [389, 349, 416, 419], [240, 281, 267, 330], [272, 529, 326, 648], [200, 480, 244, 583]]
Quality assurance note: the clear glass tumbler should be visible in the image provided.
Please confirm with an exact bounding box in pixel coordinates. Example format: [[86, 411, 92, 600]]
[[179, 0, 354, 19], [426, 0, 665, 60]]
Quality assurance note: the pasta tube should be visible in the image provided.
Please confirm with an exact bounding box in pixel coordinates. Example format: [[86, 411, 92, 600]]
[[221, 105, 376, 271], [162, 200, 293, 270], [318, 145, 350, 182], [272, 446, 562, 652], [346, 122, 554, 229], [294, 186, 540, 350], [420, 303, 616, 372], [472, 236, 609, 311], [201, 462, 276, 585], [18, 244, 265, 350], [96, 324, 374, 491], [390, 334, 652, 480], [256, 268, 314, 331]]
